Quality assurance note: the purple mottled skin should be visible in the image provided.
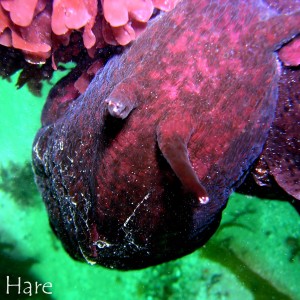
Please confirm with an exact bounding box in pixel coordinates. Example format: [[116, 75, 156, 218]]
[[33, 0, 300, 269]]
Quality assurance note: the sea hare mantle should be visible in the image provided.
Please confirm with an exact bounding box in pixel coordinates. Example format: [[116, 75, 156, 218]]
[[32, 0, 300, 269]]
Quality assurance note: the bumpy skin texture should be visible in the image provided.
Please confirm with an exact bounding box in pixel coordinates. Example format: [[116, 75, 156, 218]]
[[32, 0, 300, 269], [263, 68, 300, 199], [252, 67, 300, 200]]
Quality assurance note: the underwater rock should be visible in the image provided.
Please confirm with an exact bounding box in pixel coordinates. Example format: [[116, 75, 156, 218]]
[[32, 0, 300, 269]]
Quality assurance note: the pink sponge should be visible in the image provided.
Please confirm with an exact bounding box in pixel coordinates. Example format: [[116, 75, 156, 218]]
[[0, 0, 179, 65]]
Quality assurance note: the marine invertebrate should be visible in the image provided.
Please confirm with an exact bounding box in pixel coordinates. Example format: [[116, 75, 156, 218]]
[[0, 0, 179, 95], [0, 0, 178, 63], [31, 0, 300, 270], [249, 66, 300, 200]]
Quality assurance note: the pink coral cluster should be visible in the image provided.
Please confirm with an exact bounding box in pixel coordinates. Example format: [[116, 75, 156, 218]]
[[0, 0, 179, 65]]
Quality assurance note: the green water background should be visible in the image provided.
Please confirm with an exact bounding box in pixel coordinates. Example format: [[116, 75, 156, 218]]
[[0, 71, 299, 300]]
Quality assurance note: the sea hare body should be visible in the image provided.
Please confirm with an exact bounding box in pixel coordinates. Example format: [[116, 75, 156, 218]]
[[251, 67, 300, 200], [32, 0, 300, 269]]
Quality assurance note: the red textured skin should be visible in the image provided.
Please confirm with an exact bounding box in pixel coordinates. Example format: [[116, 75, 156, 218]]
[[278, 36, 300, 66], [32, 0, 300, 269], [251, 67, 300, 200]]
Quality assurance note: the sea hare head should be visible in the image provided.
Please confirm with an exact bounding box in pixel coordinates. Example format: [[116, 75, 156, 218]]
[[34, 92, 230, 271], [32, 109, 223, 269]]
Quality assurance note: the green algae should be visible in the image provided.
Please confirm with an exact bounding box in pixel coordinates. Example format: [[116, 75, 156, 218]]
[[0, 161, 39, 207]]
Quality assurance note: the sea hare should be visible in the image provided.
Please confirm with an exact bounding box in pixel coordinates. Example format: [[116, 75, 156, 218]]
[[32, 0, 300, 269]]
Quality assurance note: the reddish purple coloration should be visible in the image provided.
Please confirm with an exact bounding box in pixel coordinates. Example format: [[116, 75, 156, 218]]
[[32, 0, 300, 269], [278, 36, 300, 66], [252, 67, 300, 200]]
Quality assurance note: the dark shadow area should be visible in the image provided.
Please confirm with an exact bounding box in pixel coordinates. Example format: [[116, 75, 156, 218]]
[[0, 41, 124, 97], [237, 172, 299, 214], [286, 236, 300, 263], [0, 45, 55, 97]]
